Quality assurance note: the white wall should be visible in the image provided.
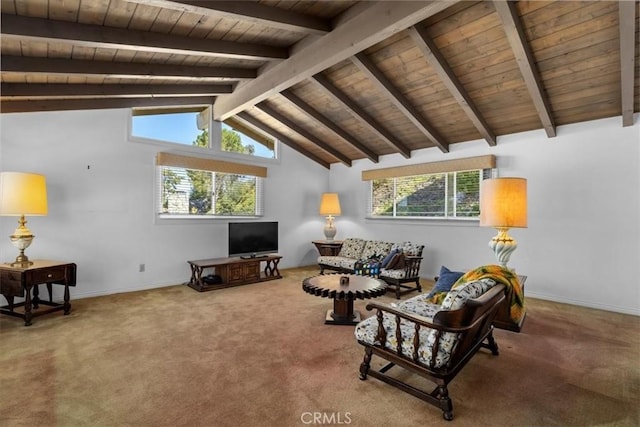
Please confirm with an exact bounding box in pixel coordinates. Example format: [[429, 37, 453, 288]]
[[328, 115, 640, 315], [1, 110, 638, 316], [0, 108, 329, 299]]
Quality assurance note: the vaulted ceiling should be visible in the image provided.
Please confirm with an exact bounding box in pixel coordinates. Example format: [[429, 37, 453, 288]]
[[1, 1, 638, 168]]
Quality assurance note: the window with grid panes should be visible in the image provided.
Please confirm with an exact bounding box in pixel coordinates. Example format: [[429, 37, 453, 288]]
[[156, 153, 266, 219], [130, 105, 275, 219], [369, 169, 493, 219]]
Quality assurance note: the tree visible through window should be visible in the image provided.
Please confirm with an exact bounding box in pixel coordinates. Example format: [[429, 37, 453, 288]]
[[133, 106, 272, 218], [159, 127, 262, 217], [222, 120, 275, 159], [370, 170, 489, 219]]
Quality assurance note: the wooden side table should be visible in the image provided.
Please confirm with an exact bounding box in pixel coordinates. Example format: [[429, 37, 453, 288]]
[[0, 260, 77, 326], [186, 255, 282, 292], [302, 274, 387, 325], [493, 275, 527, 332], [312, 240, 344, 256]]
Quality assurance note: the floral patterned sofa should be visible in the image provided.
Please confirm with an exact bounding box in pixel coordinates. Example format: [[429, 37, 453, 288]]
[[317, 238, 424, 299], [354, 274, 507, 421]]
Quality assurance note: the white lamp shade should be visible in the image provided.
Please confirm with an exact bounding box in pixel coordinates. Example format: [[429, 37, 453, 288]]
[[0, 172, 48, 216], [319, 193, 341, 216], [480, 178, 527, 228]]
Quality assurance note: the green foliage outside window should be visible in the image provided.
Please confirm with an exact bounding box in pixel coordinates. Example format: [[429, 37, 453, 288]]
[[160, 128, 260, 216], [370, 170, 485, 219]]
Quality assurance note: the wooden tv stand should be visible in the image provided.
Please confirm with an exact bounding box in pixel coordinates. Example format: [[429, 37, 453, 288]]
[[186, 255, 282, 292]]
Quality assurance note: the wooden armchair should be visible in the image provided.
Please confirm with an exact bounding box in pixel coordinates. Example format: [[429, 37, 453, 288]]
[[355, 283, 506, 421], [379, 248, 424, 299]]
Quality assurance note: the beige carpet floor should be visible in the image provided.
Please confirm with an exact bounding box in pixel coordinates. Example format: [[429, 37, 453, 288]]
[[1, 266, 638, 427]]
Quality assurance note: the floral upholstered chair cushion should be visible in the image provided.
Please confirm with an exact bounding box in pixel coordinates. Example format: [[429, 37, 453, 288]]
[[395, 295, 441, 318], [378, 268, 408, 279], [354, 278, 497, 369], [354, 312, 457, 368], [337, 238, 366, 259], [391, 241, 422, 256], [316, 256, 357, 270], [440, 278, 496, 310], [360, 240, 394, 261]]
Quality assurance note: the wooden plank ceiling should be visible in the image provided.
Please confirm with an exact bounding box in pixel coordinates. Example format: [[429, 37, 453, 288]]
[[1, 0, 638, 168]]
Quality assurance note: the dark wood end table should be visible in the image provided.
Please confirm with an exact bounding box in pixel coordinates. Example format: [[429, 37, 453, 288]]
[[0, 260, 77, 326], [312, 240, 344, 256], [302, 274, 387, 325], [493, 275, 528, 332]]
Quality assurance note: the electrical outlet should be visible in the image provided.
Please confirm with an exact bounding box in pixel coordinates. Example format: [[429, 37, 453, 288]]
[[139, 264, 145, 272]]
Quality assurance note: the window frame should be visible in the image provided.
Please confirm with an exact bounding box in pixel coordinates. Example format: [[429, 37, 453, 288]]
[[127, 105, 275, 223], [221, 118, 278, 161], [154, 164, 265, 222], [128, 106, 280, 168], [364, 157, 497, 222]]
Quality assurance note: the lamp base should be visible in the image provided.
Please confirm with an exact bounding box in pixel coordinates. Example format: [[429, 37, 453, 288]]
[[323, 215, 337, 241], [10, 254, 34, 268], [9, 215, 35, 267], [488, 227, 517, 267], [323, 226, 337, 241]]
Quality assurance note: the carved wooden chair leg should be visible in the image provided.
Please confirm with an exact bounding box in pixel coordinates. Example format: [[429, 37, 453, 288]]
[[437, 385, 454, 421], [359, 348, 373, 380], [416, 278, 422, 292]]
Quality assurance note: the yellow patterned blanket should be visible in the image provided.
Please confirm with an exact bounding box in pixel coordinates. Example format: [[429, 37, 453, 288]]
[[428, 265, 525, 325]]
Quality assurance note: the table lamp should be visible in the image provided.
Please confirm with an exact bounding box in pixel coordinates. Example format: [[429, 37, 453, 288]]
[[479, 177, 527, 267], [319, 192, 341, 241], [0, 172, 48, 267]]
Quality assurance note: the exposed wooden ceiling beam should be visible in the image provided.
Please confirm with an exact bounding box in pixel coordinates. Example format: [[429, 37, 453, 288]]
[[125, 0, 331, 35], [493, 1, 556, 138], [0, 56, 257, 81], [407, 26, 496, 147], [1, 83, 233, 98], [256, 102, 352, 167], [351, 52, 450, 153], [312, 73, 411, 159], [236, 112, 330, 169], [214, 1, 456, 120], [0, 14, 288, 61], [0, 96, 216, 114], [280, 89, 379, 163], [618, 1, 636, 127]]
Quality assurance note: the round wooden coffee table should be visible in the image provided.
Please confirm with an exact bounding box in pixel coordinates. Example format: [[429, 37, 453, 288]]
[[302, 274, 387, 325]]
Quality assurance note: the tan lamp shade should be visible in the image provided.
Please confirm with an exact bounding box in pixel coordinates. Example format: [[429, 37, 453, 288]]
[[0, 172, 48, 216], [480, 178, 527, 228], [319, 193, 341, 216]]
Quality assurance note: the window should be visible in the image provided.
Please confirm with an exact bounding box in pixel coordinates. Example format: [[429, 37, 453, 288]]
[[222, 118, 276, 159], [364, 155, 496, 220], [156, 153, 267, 218], [131, 106, 278, 219], [131, 106, 278, 160], [132, 106, 211, 148]]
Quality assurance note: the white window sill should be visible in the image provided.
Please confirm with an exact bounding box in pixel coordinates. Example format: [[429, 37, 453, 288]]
[[364, 216, 479, 227]]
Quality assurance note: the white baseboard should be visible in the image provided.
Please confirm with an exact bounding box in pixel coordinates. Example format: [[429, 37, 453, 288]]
[[525, 291, 640, 316], [69, 280, 183, 300]]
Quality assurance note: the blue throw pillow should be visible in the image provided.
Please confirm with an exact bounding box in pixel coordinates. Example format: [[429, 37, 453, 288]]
[[426, 266, 464, 298], [380, 248, 399, 268]]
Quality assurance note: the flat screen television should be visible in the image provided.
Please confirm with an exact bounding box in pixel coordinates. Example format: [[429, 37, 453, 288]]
[[228, 221, 278, 259]]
